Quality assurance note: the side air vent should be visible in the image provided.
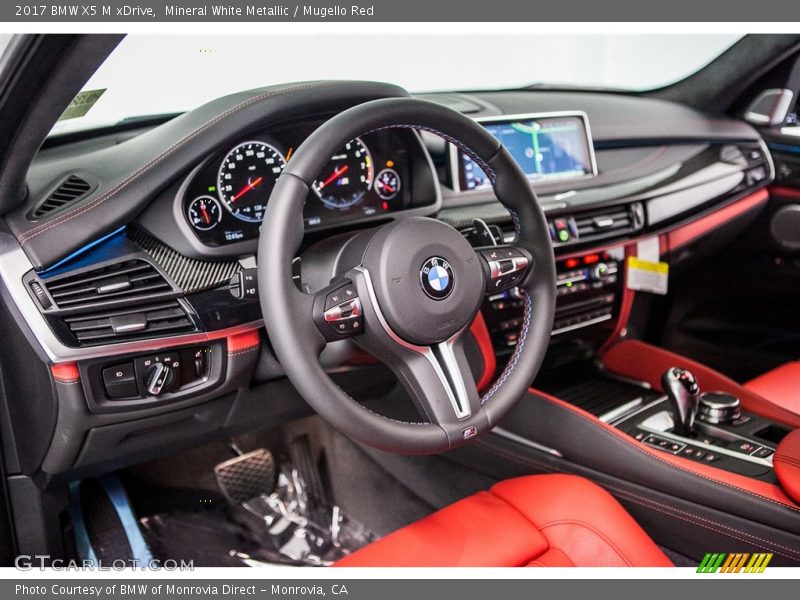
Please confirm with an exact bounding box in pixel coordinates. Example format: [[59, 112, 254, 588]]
[[33, 258, 199, 347], [62, 299, 195, 345], [31, 175, 94, 218], [43, 259, 173, 312]]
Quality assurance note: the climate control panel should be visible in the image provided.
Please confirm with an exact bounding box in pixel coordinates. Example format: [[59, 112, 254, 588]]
[[482, 251, 622, 354]]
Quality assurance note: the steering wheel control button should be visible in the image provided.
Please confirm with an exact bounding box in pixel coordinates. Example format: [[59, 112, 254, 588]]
[[480, 247, 530, 294], [229, 268, 259, 300], [419, 257, 455, 300], [325, 284, 357, 311], [319, 281, 364, 338]]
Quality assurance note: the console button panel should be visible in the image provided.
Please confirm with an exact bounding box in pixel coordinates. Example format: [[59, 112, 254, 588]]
[[483, 251, 622, 353]]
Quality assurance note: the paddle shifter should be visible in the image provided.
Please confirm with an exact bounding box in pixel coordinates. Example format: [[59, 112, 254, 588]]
[[662, 367, 700, 436]]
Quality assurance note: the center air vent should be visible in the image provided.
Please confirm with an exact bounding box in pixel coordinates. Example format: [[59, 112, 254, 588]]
[[573, 205, 639, 240], [62, 299, 195, 345], [549, 203, 644, 246], [43, 259, 174, 312], [31, 175, 94, 219]]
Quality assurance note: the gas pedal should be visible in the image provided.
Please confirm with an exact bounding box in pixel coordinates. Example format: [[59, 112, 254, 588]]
[[287, 435, 328, 524], [214, 448, 276, 505]]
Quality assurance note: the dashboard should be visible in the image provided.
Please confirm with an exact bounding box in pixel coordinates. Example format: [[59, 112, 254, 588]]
[[177, 121, 437, 247], [0, 81, 776, 480]]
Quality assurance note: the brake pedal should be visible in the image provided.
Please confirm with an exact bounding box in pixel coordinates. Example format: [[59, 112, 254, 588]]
[[214, 448, 276, 505]]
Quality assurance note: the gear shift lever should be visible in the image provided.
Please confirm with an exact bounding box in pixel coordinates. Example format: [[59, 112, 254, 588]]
[[662, 367, 700, 436]]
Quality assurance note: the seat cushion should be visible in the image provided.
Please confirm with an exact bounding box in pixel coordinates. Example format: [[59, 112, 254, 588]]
[[745, 362, 800, 415], [335, 474, 672, 567]]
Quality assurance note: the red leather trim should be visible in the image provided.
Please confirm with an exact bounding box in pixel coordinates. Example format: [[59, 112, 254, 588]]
[[335, 474, 671, 567], [769, 185, 800, 200], [662, 189, 769, 253], [530, 386, 800, 512], [227, 330, 261, 354], [492, 475, 672, 567], [601, 339, 800, 429], [527, 548, 574, 567], [599, 245, 636, 353], [51, 363, 79, 382], [470, 312, 496, 392], [744, 362, 800, 416], [774, 430, 800, 505]]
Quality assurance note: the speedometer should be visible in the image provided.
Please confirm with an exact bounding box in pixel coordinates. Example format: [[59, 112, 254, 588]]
[[312, 138, 374, 209], [218, 141, 285, 223]]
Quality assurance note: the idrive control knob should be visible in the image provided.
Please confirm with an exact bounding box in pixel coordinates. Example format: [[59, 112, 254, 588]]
[[698, 392, 742, 425]]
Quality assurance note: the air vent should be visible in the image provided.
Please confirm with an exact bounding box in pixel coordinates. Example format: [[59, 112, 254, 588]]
[[43, 259, 174, 312], [571, 203, 643, 243], [31, 175, 93, 218], [62, 299, 195, 345]]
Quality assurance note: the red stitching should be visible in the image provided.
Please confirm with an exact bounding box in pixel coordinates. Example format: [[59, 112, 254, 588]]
[[19, 82, 338, 245], [227, 346, 260, 358], [606, 485, 800, 558], [613, 490, 799, 561], [536, 519, 634, 567]]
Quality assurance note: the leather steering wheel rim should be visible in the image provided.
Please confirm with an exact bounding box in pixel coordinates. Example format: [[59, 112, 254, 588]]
[[258, 97, 556, 455]]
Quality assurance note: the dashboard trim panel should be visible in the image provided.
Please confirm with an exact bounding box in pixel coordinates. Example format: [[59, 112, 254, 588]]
[[0, 234, 263, 363]]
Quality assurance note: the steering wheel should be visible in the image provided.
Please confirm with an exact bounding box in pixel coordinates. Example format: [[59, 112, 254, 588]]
[[258, 98, 556, 455]]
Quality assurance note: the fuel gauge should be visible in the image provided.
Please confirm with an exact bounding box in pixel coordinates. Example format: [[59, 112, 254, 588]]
[[188, 195, 222, 231], [374, 168, 401, 201]]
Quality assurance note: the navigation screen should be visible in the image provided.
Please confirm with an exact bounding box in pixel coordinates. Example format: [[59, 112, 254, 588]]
[[457, 114, 595, 191]]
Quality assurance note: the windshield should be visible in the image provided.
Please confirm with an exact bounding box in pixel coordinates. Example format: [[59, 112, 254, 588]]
[[48, 33, 741, 136]]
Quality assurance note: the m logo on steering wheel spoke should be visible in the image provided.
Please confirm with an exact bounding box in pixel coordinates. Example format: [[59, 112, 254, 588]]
[[420, 257, 455, 300]]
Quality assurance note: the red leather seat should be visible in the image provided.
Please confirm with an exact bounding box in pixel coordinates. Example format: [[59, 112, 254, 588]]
[[335, 474, 672, 567], [745, 362, 800, 415]]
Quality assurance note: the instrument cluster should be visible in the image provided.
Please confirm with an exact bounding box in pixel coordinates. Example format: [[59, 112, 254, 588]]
[[180, 121, 421, 247]]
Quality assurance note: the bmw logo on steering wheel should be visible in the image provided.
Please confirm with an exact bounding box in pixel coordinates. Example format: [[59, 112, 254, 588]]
[[420, 257, 455, 300]]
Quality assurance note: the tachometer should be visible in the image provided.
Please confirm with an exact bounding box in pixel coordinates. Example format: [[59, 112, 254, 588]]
[[218, 141, 286, 222], [312, 138, 373, 209]]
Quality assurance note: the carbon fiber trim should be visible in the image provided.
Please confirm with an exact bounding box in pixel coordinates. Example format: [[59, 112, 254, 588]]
[[127, 227, 241, 294]]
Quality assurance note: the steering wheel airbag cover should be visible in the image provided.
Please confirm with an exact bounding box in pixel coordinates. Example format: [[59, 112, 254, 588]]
[[361, 217, 484, 345]]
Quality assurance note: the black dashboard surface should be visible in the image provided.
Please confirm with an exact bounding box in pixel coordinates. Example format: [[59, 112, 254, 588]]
[[8, 84, 765, 270]]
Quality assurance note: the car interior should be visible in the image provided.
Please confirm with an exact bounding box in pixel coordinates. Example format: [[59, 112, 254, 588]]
[[1, 33, 800, 568]]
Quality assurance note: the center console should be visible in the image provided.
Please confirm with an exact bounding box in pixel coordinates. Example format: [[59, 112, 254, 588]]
[[613, 370, 788, 481], [536, 361, 791, 483]]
